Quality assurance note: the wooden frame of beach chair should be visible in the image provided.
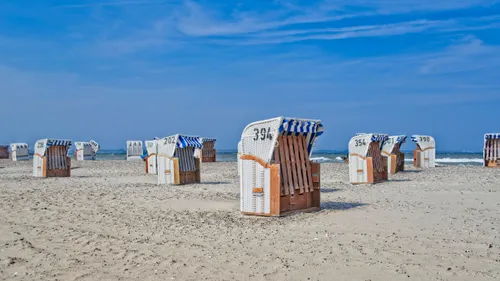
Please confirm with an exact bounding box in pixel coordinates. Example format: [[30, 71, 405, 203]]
[[74, 142, 95, 160], [145, 140, 158, 174], [239, 117, 324, 217], [484, 133, 500, 167], [33, 139, 72, 177], [9, 143, 29, 161], [411, 135, 436, 168], [126, 141, 143, 161], [349, 134, 389, 184], [381, 135, 407, 174], [0, 145, 9, 159], [157, 134, 202, 185], [195, 138, 217, 163]]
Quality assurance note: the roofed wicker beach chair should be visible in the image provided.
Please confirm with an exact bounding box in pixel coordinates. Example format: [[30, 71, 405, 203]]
[[381, 135, 407, 174], [194, 138, 217, 163], [349, 133, 389, 184], [157, 134, 202, 185], [412, 135, 436, 168], [484, 133, 500, 167], [33, 139, 72, 177], [75, 142, 96, 160], [10, 143, 29, 161], [0, 145, 9, 159], [126, 141, 143, 160], [239, 117, 324, 217]]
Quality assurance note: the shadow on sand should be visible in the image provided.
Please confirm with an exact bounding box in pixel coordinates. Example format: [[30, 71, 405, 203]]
[[320, 188, 342, 193], [321, 202, 368, 210], [202, 181, 232, 185], [388, 179, 412, 182]]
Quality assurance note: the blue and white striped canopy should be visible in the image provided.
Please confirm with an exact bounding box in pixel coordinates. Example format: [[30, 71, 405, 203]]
[[396, 135, 407, 144], [201, 138, 217, 143], [47, 139, 72, 147], [279, 118, 324, 136], [177, 135, 203, 149], [485, 133, 500, 139], [371, 134, 388, 143], [411, 136, 418, 142]]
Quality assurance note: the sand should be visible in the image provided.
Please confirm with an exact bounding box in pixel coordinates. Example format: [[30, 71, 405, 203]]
[[0, 160, 499, 281]]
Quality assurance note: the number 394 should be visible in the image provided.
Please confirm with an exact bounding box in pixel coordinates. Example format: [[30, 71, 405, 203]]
[[253, 127, 273, 141]]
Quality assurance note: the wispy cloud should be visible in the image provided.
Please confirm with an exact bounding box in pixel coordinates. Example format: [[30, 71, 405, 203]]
[[220, 19, 452, 45], [53, 0, 174, 9], [198, 16, 498, 45], [164, 1, 500, 46], [173, 1, 368, 36], [418, 35, 500, 74]]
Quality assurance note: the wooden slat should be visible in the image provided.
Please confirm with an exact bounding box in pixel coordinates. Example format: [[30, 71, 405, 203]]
[[292, 136, 304, 194], [282, 136, 294, 195], [60, 146, 64, 170], [297, 135, 309, 192], [273, 140, 285, 196], [287, 136, 299, 192], [278, 136, 289, 196], [301, 136, 313, 192], [269, 165, 281, 216], [173, 158, 180, 184]]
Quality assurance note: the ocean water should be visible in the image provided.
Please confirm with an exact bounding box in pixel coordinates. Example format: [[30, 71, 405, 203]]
[[89, 150, 484, 166]]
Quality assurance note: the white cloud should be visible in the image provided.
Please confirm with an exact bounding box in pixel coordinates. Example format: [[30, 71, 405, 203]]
[[173, 0, 365, 36], [171, 0, 500, 38], [53, 0, 172, 9], [418, 36, 500, 74]]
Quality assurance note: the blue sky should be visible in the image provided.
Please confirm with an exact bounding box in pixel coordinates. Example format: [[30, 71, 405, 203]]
[[1, 0, 499, 151]]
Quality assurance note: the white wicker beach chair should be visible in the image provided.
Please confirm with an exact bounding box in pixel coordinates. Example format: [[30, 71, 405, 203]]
[[33, 139, 72, 177], [411, 135, 436, 168], [349, 133, 389, 184], [239, 117, 324, 216]]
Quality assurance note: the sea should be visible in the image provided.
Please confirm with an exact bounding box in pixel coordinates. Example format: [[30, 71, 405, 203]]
[[83, 149, 484, 166]]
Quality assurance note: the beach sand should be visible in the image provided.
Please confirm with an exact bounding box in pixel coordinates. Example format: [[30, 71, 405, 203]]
[[1, 160, 499, 280]]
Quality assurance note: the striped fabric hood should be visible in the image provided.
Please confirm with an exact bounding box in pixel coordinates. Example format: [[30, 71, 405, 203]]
[[177, 135, 203, 149], [46, 139, 72, 147], [279, 118, 324, 137], [370, 134, 389, 143], [485, 133, 500, 139], [394, 135, 407, 144]]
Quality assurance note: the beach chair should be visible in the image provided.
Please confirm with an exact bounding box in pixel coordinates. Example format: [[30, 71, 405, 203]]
[[195, 138, 217, 162], [412, 135, 436, 168], [239, 117, 324, 217], [349, 133, 389, 184], [381, 135, 407, 174], [484, 133, 500, 167], [33, 139, 72, 177], [74, 142, 96, 160], [126, 141, 143, 160], [0, 145, 9, 159], [145, 140, 158, 174], [10, 143, 29, 161], [157, 134, 202, 185], [90, 140, 100, 159]]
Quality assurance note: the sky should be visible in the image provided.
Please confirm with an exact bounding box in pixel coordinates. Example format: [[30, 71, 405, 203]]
[[0, 0, 499, 151]]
